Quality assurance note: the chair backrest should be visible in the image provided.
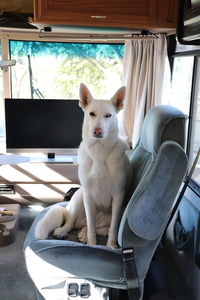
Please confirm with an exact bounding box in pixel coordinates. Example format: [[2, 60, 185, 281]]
[[128, 105, 186, 191], [118, 105, 188, 284]]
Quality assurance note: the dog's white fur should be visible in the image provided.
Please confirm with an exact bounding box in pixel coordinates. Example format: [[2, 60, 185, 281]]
[[35, 83, 130, 247]]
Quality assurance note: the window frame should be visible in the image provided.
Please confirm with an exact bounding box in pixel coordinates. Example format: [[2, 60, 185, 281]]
[[0, 30, 125, 99], [169, 37, 200, 195]]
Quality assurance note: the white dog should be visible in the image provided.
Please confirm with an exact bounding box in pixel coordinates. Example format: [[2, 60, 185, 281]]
[[35, 83, 130, 248]]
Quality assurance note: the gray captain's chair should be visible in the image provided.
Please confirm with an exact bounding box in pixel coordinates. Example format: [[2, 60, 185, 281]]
[[24, 105, 187, 300]]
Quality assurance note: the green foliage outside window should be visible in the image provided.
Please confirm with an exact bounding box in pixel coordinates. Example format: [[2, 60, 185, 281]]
[[10, 40, 124, 99]]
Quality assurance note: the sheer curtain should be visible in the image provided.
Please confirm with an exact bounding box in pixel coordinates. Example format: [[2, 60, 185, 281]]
[[120, 34, 168, 148]]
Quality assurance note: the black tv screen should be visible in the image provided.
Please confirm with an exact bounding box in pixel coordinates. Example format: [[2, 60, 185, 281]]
[[5, 99, 84, 155]]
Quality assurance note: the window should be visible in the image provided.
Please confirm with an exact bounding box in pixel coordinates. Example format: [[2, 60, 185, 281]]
[[168, 56, 194, 156], [170, 40, 200, 192], [9, 41, 124, 99], [170, 56, 194, 115], [191, 61, 200, 185]]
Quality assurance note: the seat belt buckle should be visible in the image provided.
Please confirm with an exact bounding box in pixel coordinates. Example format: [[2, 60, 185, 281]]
[[80, 283, 90, 298], [122, 248, 134, 262], [68, 283, 79, 297]]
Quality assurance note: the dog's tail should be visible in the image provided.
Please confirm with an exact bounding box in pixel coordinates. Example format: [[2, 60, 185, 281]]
[[35, 206, 67, 239]]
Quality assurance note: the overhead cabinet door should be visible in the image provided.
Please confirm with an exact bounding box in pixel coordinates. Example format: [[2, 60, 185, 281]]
[[34, 0, 179, 30]]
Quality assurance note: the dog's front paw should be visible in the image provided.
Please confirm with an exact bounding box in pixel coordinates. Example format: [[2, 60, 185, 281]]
[[53, 227, 68, 239], [35, 223, 48, 240], [78, 226, 87, 244], [87, 237, 97, 245], [106, 239, 118, 248], [86, 231, 97, 245], [35, 229, 48, 240], [87, 240, 97, 245]]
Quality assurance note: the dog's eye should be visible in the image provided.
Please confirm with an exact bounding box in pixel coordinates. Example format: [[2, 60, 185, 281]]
[[89, 112, 96, 117], [105, 113, 112, 118]]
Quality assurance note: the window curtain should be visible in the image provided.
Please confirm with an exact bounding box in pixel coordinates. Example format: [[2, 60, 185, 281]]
[[120, 34, 168, 148]]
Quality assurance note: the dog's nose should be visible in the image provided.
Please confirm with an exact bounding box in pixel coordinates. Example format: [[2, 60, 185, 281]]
[[93, 127, 103, 138]]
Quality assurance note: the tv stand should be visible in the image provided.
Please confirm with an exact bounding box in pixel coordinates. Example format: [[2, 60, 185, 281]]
[[0, 154, 79, 204], [29, 154, 77, 163]]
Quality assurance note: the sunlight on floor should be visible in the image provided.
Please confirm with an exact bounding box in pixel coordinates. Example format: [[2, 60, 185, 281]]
[[28, 205, 44, 212]]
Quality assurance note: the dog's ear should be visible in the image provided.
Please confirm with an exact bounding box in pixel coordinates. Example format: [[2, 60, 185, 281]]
[[111, 86, 126, 112], [79, 83, 93, 110]]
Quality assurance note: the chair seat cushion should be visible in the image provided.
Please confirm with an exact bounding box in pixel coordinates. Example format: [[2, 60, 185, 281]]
[[24, 203, 126, 290]]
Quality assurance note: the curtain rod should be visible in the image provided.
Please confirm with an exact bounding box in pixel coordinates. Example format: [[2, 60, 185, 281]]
[[39, 29, 159, 41]]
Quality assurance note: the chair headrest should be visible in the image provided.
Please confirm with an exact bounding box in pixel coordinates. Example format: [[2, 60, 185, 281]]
[[140, 105, 187, 153]]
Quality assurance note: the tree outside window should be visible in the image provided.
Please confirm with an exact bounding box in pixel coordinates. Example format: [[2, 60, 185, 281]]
[[10, 41, 124, 100]]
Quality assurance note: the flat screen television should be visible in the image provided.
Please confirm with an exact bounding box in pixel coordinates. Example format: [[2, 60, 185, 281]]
[[5, 99, 84, 156]]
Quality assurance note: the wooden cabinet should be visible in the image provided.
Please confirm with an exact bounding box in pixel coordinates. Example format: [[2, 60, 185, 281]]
[[34, 0, 180, 30]]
